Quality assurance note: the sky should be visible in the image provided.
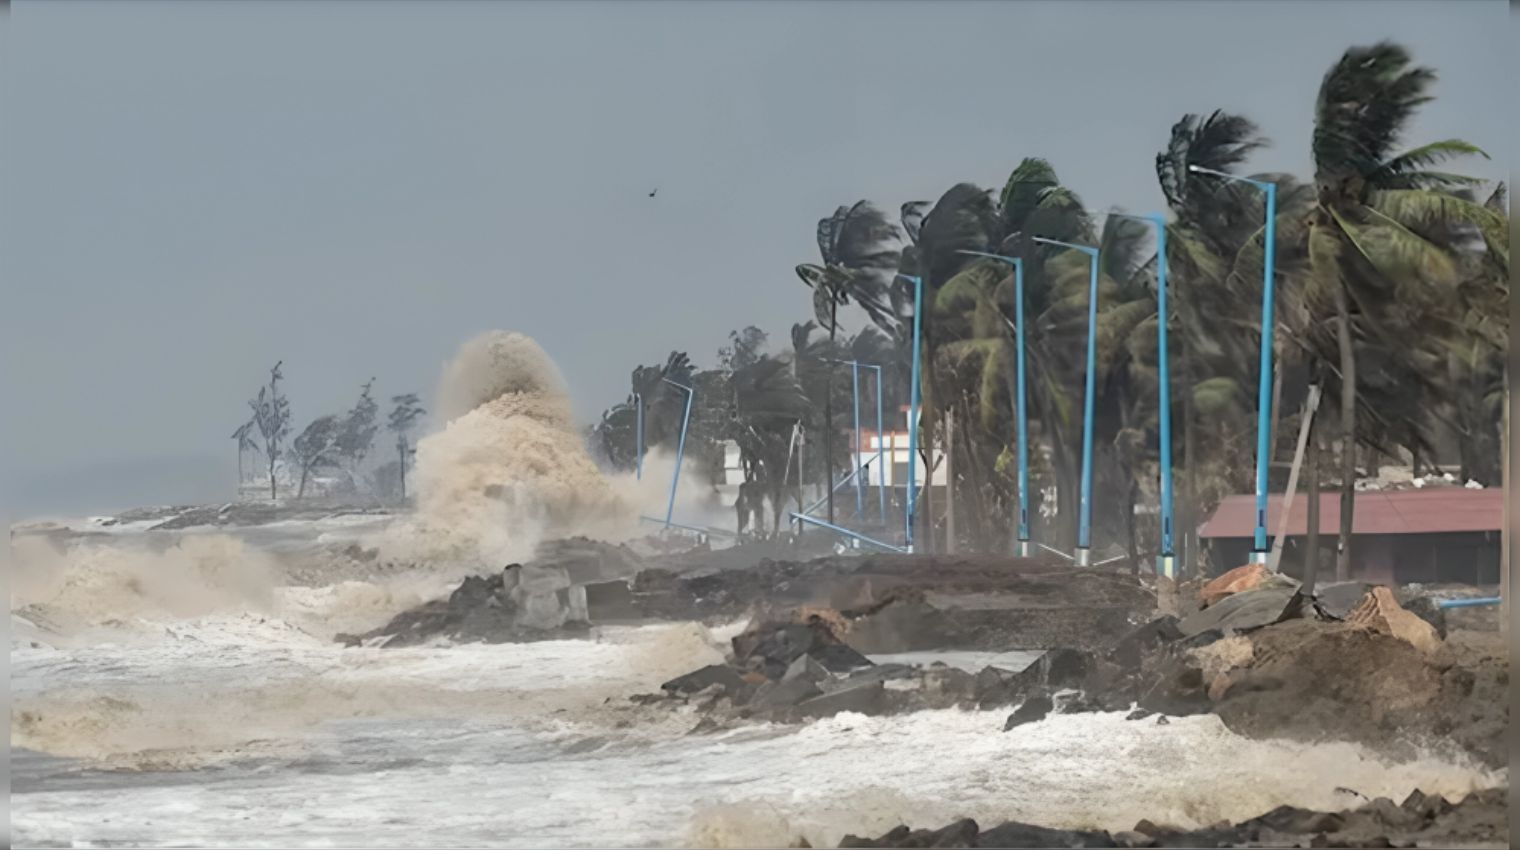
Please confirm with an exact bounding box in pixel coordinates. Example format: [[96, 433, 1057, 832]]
[[0, 0, 1509, 519]]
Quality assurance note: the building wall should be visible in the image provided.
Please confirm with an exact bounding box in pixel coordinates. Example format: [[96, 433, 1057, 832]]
[[1207, 531, 1499, 585]]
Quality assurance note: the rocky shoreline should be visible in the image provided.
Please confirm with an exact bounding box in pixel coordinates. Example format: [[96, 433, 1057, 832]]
[[835, 787, 1507, 848], [332, 539, 1507, 847]]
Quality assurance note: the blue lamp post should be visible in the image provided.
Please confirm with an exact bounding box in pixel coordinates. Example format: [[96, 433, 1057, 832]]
[[956, 249, 1032, 558], [895, 273, 925, 553], [1189, 165, 1278, 565], [661, 378, 694, 527], [833, 359, 888, 524], [1031, 237, 1100, 567], [1105, 213, 1177, 579]]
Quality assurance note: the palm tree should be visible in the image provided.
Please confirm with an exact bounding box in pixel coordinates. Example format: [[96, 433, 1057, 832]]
[[796, 201, 900, 524], [1303, 41, 1504, 579]]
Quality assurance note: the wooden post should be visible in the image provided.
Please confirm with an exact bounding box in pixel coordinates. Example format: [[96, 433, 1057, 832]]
[[1268, 385, 1321, 573], [1305, 426, 1321, 595]]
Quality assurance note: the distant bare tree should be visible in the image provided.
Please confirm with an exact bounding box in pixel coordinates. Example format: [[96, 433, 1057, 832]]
[[231, 418, 258, 486], [387, 393, 425, 501], [291, 414, 343, 499], [248, 361, 292, 500], [335, 378, 381, 492]]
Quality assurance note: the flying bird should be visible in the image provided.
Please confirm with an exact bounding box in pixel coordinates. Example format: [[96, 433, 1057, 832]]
[[648, 188, 658, 198]]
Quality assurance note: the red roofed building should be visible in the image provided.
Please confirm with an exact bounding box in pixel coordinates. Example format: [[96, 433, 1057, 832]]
[[1199, 487, 1502, 585]]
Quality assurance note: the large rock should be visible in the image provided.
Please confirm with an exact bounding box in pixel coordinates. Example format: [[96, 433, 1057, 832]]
[[750, 676, 824, 710], [1003, 695, 1053, 731], [661, 664, 746, 696], [969, 821, 1116, 848], [1345, 586, 1444, 656], [796, 679, 887, 718], [1312, 581, 1377, 620], [1200, 563, 1291, 607]]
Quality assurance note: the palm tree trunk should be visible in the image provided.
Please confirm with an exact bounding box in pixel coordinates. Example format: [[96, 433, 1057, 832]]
[[298, 463, 310, 500], [1334, 290, 1356, 582], [269, 455, 278, 502], [237, 447, 245, 487], [398, 438, 408, 501], [945, 406, 957, 554], [1305, 421, 1321, 595], [825, 303, 837, 525], [1180, 328, 1199, 578]]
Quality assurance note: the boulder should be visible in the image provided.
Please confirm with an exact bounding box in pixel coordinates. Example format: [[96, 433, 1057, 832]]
[[810, 642, 876, 674], [1312, 581, 1377, 620], [1345, 587, 1443, 656], [838, 818, 981, 848], [974, 821, 1116, 848], [1200, 563, 1292, 607], [1107, 616, 1183, 670], [1003, 695, 1053, 731], [797, 679, 887, 718], [584, 580, 637, 621], [783, 653, 831, 684], [750, 676, 824, 710], [661, 664, 745, 696]]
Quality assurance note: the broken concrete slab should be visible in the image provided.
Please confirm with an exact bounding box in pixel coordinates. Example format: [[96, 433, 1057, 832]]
[[1177, 587, 1304, 637], [750, 676, 825, 710], [1313, 581, 1376, 620], [783, 653, 830, 684], [661, 664, 746, 696], [796, 679, 887, 718]]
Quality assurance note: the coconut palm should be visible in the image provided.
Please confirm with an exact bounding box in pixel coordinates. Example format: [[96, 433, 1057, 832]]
[[1301, 41, 1504, 579], [796, 201, 901, 524]]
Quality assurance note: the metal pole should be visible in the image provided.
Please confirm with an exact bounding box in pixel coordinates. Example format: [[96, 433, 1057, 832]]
[[1152, 216, 1176, 579], [1031, 239, 1100, 566], [1012, 259, 1031, 558], [873, 364, 886, 523], [634, 393, 644, 480], [1078, 251, 1098, 567], [1252, 183, 1278, 563], [1189, 167, 1278, 565], [956, 250, 1031, 557], [662, 379, 693, 527], [852, 360, 863, 519], [899, 274, 925, 553]]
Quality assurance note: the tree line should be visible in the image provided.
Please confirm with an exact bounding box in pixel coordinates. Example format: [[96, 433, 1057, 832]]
[[592, 41, 1509, 580], [233, 361, 425, 503]]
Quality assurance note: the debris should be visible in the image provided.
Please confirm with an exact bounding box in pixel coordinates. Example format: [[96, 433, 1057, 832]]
[[1178, 587, 1305, 637]]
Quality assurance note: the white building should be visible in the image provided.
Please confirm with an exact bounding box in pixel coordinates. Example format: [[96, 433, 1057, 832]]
[[847, 405, 947, 489]]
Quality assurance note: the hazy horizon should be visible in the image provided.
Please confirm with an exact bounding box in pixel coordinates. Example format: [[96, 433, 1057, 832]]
[[2, 0, 1508, 519]]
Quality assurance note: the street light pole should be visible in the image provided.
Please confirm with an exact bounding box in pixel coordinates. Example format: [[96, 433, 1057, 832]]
[[833, 359, 888, 525], [1104, 213, 1177, 579], [957, 250, 1032, 558], [1189, 165, 1278, 565], [661, 378, 694, 527], [896, 274, 925, 553], [853, 360, 864, 519], [1032, 237, 1101, 567]]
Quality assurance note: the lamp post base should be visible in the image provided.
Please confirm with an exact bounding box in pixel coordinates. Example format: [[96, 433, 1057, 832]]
[[1016, 539, 1031, 558], [1249, 549, 1268, 566], [1075, 547, 1091, 567], [1157, 554, 1176, 579]]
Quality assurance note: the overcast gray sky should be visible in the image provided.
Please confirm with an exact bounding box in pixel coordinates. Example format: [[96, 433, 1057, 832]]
[[0, 0, 1508, 519]]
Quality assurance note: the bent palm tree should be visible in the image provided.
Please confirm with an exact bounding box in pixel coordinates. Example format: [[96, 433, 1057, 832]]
[[796, 201, 901, 523]]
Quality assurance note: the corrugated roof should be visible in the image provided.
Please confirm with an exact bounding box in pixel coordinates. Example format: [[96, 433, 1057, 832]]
[[1199, 488, 1503, 538]]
